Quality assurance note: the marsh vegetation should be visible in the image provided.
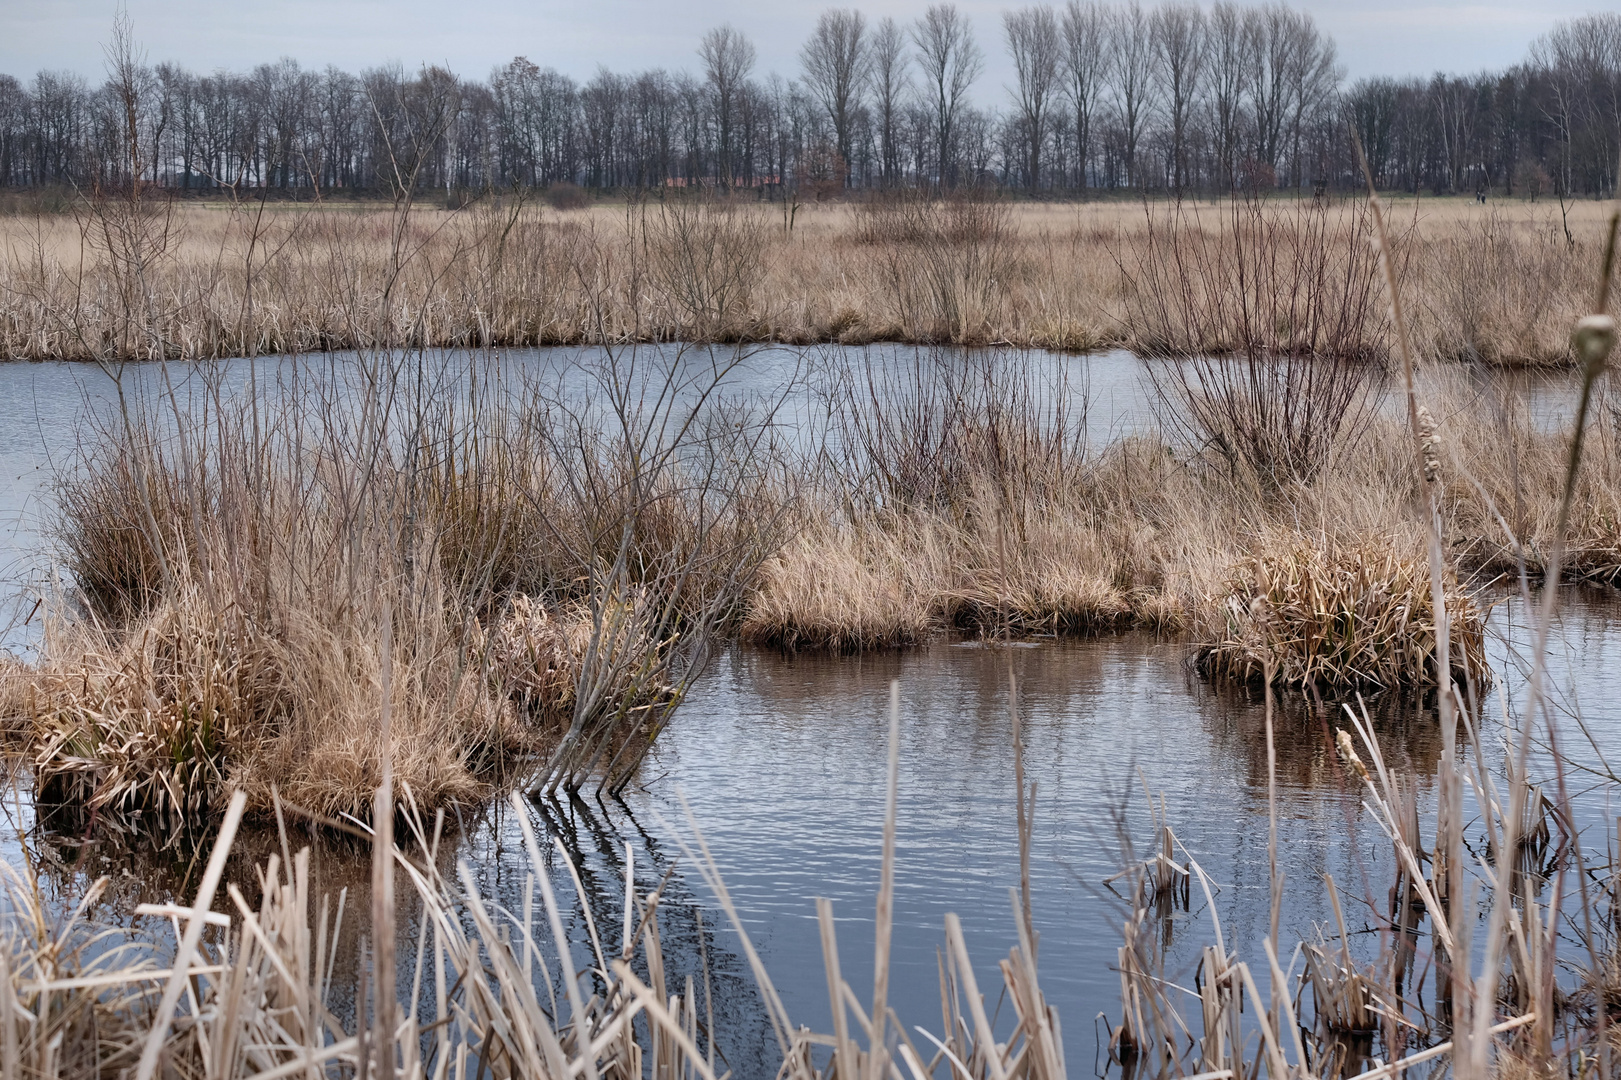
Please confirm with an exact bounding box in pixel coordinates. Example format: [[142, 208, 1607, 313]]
[[0, 194, 1609, 366], [3, 23, 1621, 1077]]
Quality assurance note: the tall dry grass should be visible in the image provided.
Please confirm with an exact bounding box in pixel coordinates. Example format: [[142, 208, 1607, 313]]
[[743, 347, 1496, 679], [0, 192, 1607, 363], [24, 347, 1621, 821], [11, 168, 1621, 821]]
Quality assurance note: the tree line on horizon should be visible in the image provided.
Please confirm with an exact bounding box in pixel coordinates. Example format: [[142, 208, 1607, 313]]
[[0, 2, 1616, 202]]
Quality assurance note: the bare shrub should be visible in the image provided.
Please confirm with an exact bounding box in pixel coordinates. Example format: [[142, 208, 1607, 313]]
[[1152, 350, 1379, 486], [639, 194, 769, 340], [521, 345, 796, 793], [545, 181, 592, 211], [818, 345, 1085, 513], [859, 188, 1014, 342], [1124, 197, 1386, 483], [1120, 196, 1391, 362]]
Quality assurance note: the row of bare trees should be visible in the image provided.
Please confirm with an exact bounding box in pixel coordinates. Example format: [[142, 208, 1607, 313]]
[[0, 5, 1616, 198], [1349, 15, 1621, 200]]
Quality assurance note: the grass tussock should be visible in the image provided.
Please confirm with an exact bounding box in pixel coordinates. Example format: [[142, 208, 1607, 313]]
[[30, 587, 531, 822], [743, 524, 937, 652], [1194, 536, 1487, 689]]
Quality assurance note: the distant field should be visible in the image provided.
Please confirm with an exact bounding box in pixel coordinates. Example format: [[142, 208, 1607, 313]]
[[0, 190, 1607, 364]]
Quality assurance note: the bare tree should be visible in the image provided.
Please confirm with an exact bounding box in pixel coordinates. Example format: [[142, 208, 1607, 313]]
[[1246, 4, 1290, 181], [1281, 8, 1339, 190], [1151, 3, 1205, 196], [801, 8, 870, 186], [35, 3, 1621, 204], [1531, 14, 1621, 197], [1061, 1, 1107, 190], [912, 3, 983, 188], [1005, 6, 1061, 192], [871, 17, 909, 187], [102, 8, 152, 188], [1108, 1, 1155, 186], [1206, 2, 1251, 191], [699, 25, 756, 186]]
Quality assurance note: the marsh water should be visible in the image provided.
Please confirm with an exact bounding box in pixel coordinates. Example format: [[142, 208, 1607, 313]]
[[0, 346, 1617, 1075]]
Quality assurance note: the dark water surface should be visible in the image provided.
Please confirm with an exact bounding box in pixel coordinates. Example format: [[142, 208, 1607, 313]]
[[0, 348, 1614, 1075]]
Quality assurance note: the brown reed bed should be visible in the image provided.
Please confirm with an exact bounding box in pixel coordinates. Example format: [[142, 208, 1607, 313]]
[[18, 339, 1621, 829], [0, 190, 1606, 365], [22, 346, 1621, 825]]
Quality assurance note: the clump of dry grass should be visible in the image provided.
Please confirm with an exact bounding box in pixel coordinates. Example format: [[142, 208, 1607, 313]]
[[471, 593, 591, 721], [30, 585, 531, 824], [1193, 535, 1487, 689], [743, 505, 1140, 651], [742, 522, 936, 651]]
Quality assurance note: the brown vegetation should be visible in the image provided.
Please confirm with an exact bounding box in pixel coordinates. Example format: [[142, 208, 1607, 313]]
[[26, 346, 790, 821], [742, 347, 1619, 680], [0, 192, 1608, 364], [1194, 536, 1485, 689], [7, 156, 1619, 823]]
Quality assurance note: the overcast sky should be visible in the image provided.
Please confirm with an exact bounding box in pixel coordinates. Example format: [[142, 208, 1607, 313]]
[[0, 0, 1599, 96]]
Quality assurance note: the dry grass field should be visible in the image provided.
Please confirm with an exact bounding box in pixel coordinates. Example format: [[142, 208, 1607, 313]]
[[0, 190, 1605, 364]]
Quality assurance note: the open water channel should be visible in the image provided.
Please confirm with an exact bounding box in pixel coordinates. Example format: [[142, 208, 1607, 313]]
[[0, 346, 1615, 1075]]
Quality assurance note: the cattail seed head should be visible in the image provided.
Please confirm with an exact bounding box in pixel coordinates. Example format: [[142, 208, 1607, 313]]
[[1336, 729, 1370, 782], [1415, 404, 1441, 484], [1573, 314, 1617, 379]]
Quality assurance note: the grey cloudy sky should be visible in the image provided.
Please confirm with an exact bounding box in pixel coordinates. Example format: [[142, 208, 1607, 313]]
[[0, 0, 1598, 93]]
